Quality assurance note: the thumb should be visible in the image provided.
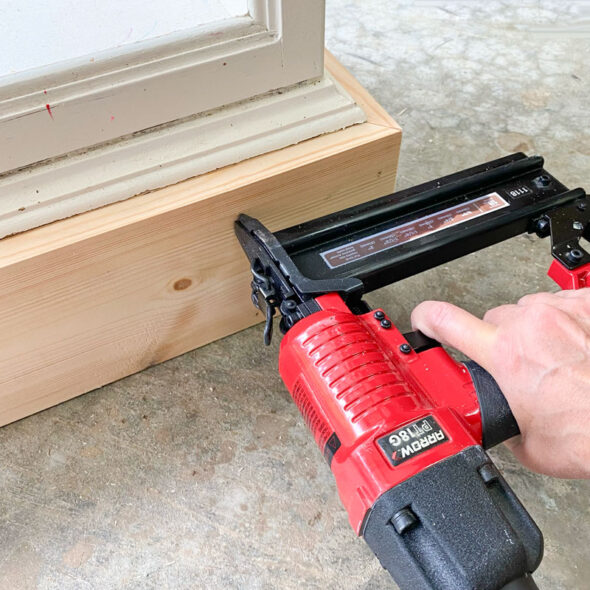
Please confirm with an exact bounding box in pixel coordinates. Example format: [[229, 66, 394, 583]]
[[411, 301, 497, 369]]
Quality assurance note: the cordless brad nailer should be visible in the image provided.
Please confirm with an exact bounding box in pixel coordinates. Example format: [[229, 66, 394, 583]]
[[235, 153, 589, 590]]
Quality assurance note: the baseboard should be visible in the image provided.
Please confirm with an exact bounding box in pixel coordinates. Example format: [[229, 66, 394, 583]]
[[0, 63, 365, 238], [0, 52, 401, 426]]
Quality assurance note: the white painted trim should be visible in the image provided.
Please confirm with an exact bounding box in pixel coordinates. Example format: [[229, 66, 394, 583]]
[[0, 0, 325, 173], [0, 71, 366, 238]]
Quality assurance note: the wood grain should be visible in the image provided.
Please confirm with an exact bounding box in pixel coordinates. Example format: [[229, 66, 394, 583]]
[[0, 52, 401, 426]]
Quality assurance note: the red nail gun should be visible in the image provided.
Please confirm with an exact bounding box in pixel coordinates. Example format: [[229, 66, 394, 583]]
[[235, 153, 589, 590]]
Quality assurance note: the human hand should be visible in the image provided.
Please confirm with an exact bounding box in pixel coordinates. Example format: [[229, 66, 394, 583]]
[[411, 290, 590, 478]]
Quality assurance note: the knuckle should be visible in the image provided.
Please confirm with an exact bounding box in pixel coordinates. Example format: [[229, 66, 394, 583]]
[[577, 298, 590, 318], [427, 302, 453, 329], [573, 437, 590, 473], [526, 302, 558, 323], [483, 304, 517, 325], [483, 305, 505, 323], [517, 293, 537, 306], [518, 292, 551, 307], [483, 308, 498, 323]]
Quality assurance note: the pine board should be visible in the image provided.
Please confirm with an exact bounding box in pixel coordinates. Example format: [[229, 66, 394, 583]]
[[0, 52, 401, 426]]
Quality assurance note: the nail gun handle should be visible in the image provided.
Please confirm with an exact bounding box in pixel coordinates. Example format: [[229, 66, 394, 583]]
[[464, 360, 520, 450], [402, 329, 520, 450]]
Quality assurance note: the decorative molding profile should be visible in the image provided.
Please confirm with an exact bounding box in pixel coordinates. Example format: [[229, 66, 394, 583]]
[[0, 0, 326, 173], [0, 0, 366, 238], [0, 69, 365, 238]]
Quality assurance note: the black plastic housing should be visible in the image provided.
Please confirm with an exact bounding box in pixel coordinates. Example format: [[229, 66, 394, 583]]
[[274, 153, 582, 303], [465, 361, 521, 449], [362, 446, 543, 590]]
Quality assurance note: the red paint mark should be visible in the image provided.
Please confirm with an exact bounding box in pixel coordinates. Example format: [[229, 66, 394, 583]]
[[45, 104, 54, 119], [43, 90, 47, 95], [110, 115, 115, 121]]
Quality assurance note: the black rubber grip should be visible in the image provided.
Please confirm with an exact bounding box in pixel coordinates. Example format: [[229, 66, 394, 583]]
[[501, 575, 539, 590], [464, 361, 520, 449]]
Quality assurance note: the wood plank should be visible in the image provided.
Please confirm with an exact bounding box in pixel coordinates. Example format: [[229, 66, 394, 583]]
[[0, 52, 401, 426]]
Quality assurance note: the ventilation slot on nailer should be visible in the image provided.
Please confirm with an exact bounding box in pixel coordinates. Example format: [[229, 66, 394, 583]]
[[291, 378, 332, 449]]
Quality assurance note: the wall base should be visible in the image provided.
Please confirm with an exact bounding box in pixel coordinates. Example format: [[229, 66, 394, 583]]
[[0, 53, 401, 426]]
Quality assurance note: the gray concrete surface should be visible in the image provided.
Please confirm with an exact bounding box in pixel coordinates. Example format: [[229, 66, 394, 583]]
[[1, 1, 589, 588]]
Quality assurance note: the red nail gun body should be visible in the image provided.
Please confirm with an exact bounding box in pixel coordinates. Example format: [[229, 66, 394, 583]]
[[280, 292, 481, 534], [235, 153, 589, 590]]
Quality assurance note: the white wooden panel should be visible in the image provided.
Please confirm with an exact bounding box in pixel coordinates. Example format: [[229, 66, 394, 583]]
[[0, 0, 249, 77]]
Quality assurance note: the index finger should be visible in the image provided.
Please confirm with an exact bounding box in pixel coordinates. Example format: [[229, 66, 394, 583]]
[[411, 301, 498, 369]]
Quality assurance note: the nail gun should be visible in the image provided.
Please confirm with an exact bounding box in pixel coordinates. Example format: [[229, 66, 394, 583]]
[[235, 153, 589, 590]]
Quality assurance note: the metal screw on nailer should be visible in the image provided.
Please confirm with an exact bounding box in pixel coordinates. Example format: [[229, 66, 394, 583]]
[[391, 507, 418, 535], [284, 300, 297, 310], [573, 221, 584, 231], [533, 174, 552, 188], [380, 319, 392, 329], [478, 463, 500, 485], [535, 217, 549, 236], [578, 202, 587, 211], [374, 311, 385, 320], [399, 343, 412, 354], [567, 248, 584, 263]]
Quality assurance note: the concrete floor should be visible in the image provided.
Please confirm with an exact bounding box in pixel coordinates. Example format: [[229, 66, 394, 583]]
[[1, 1, 589, 589]]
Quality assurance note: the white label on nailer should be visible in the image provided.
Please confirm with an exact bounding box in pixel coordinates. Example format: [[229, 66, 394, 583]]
[[320, 192, 509, 269]]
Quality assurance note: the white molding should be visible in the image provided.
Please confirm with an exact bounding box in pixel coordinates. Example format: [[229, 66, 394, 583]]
[[0, 70, 366, 238], [0, 0, 325, 173]]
